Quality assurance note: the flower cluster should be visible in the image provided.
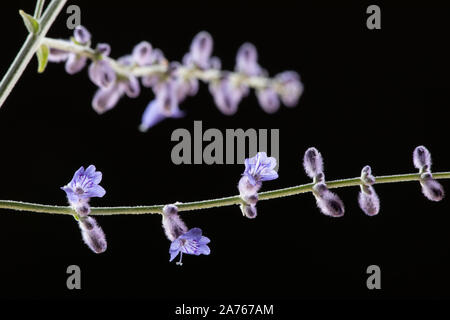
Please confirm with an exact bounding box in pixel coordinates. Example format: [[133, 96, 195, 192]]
[[47, 26, 304, 131], [413, 146, 445, 201], [61, 165, 107, 254], [238, 152, 278, 218]]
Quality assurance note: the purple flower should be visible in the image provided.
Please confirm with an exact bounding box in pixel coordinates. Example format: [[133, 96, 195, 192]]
[[169, 228, 211, 265], [73, 26, 91, 45], [132, 41, 154, 66], [235, 43, 261, 76], [275, 71, 304, 107], [189, 31, 214, 69], [88, 59, 116, 88], [358, 185, 380, 216], [256, 87, 280, 114], [162, 205, 188, 241], [209, 77, 245, 115], [48, 48, 70, 62], [413, 145, 431, 170], [303, 147, 324, 179], [92, 83, 124, 114], [61, 165, 106, 216], [139, 81, 184, 132], [243, 152, 278, 186], [65, 54, 88, 74]]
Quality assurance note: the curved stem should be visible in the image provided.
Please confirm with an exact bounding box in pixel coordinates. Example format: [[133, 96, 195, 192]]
[[1, 171, 449, 216], [0, 0, 67, 109]]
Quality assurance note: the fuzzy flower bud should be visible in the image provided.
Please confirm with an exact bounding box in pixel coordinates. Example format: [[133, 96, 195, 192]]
[[256, 87, 280, 114], [132, 41, 153, 66], [65, 54, 87, 74], [238, 175, 261, 198], [190, 31, 213, 69], [358, 185, 380, 216], [276, 71, 304, 107], [303, 147, 324, 179], [74, 25, 91, 45], [420, 174, 445, 202], [96, 43, 111, 56], [361, 165, 376, 185], [78, 216, 107, 254], [236, 43, 261, 76], [162, 205, 188, 242], [88, 59, 116, 88], [240, 203, 257, 219], [413, 146, 432, 171]]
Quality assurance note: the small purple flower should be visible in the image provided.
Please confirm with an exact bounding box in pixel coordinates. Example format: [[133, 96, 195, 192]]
[[413, 145, 431, 170], [88, 59, 116, 88], [139, 81, 184, 132], [48, 48, 70, 62], [209, 78, 245, 115], [61, 165, 106, 216], [65, 54, 88, 74], [162, 205, 188, 242], [132, 41, 154, 66], [92, 83, 124, 114], [303, 147, 324, 179], [189, 31, 213, 69], [358, 185, 380, 216], [275, 71, 304, 107], [235, 42, 261, 76], [243, 152, 278, 186], [256, 87, 280, 114], [169, 228, 211, 266], [73, 25, 91, 45]]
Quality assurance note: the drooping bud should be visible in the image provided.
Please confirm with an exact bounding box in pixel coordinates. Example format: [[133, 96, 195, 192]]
[[413, 146, 432, 170], [256, 87, 280, 114], [123, 75, 140, 98], [240, 203, 257, 219], [78, 217, 107, 254], [88, 59, 116, 88], [162, 205, 188, 241], [420, 174, 445, 202], [65, 54, 87, 74], [48, 48, 69, 62], [358, 185, 380, 216], [315, 189, 345, 217], [190, 31, 213, 69], [303, 147, 324, 179], [92, 84, 122, 114]]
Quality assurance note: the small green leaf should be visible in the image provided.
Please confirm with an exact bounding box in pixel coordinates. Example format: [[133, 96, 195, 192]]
[[19, 10, 40, 34], [36, 44, 49, 73], [73, 214, 80, 221]]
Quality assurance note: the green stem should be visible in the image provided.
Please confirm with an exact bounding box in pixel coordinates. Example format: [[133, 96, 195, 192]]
[[0, 0, 67, 109], [1, 172, 449, 216], [39, 37, 274, 89], [34, 0, 46, 19]]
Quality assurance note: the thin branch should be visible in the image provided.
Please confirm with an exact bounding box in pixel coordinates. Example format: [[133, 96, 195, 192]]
[[0, 0, 67, 109], [1, 172, 449, 216]]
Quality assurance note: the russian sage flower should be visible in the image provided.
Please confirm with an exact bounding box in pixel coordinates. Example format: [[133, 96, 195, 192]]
[[132, 41, 154, 66], [88, 43, 116, 88], [358, 165, 380, 216], [412, 146, 445, 202], [303, 147, 324, 179], [238, 152, 278, 199], [304, 148, 345, 217], [235, 43, 261, 76], [162, 205, 188, 241], [275, 71, 304, 107], [169, 228, 211, 266], [78, 216, 107, 254], [65, 26, 91, 74], [209, 77, 245, 115], [256, 87, 280, 114], [139, 80, 184, 132], [61, 165, 106, 217], [189, 31, 214, 69]]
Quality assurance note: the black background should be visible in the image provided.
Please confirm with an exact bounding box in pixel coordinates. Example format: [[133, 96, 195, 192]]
[[1, 0, 450, 313]]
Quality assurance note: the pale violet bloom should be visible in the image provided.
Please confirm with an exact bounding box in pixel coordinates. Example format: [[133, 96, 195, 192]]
[[169, 228, 211, 265], [243, 152, 278, 186], [61, 165, 106, 216], [139, 81, 184, 132]]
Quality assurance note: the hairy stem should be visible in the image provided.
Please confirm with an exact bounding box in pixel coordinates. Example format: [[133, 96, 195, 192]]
[[0, 0, 67, 109], [40, 37, 275, 90], [0, 172, 449, 216]]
